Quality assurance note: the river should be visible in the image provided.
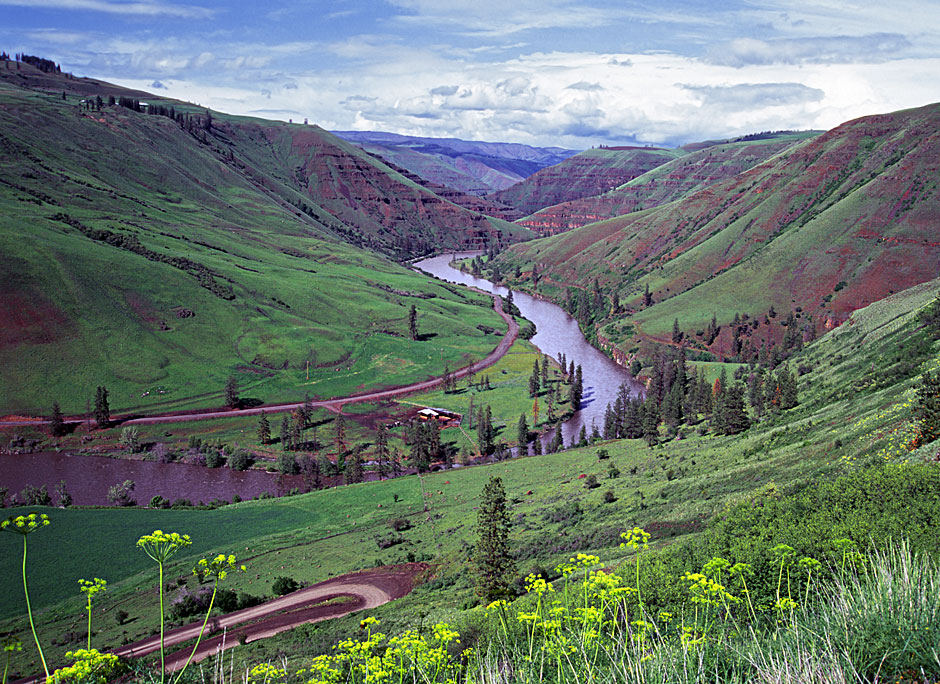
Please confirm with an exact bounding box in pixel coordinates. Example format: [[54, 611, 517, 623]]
[[1, 253, 639, 506], [415, 253, 642, 445]]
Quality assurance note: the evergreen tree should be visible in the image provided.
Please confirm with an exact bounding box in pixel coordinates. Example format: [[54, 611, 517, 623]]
[[94, 386, 110, 429], [224, 376, 239, 409], [257, 411, 271, 444], [345, 446, 364, 484], [301, 393, 313, 428], [280, 415, 291, 450], [375, 426, 390, 479], [541, 354, 549, 387], [641, 401, 660, 447], [517, 414, 529, 448], [532, 434, 542, 455], [334, 416, 347, 456], [408, 304, 418, 341], [528, 359, 540, 397], [474, 476, 515, 602], [672, 318, 682, 344], [49, 401, 65, 437], [643, 283, 653, 307]]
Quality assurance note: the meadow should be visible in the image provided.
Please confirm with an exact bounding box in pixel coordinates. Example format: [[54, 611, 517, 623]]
[[2, 277, 938, 679]]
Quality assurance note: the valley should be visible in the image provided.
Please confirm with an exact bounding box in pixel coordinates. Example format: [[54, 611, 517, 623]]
[[1, 52, 939, 684]]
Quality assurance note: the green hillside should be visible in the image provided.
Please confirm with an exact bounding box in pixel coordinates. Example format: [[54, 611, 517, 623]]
[[520, 132, 817, 232], [495, 103, 940, 360], [2, 275, 937, 677], [488, 146, 682, 216], [0, 67, 525, 415]]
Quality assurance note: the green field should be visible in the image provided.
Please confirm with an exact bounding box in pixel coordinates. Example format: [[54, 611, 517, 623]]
[[2, 279, 937, 676]]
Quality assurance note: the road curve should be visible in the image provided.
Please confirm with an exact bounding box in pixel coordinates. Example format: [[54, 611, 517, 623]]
[[0, 292, 519, 428], [12, 564, 428, 683]]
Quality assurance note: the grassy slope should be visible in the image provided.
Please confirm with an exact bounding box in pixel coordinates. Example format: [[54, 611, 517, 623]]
[[498, 103, 940, 353], [520, 133, 817, 230], [489, 147, 683, 216], [3, 277, 937, 673], [0, 79, 513, 414]]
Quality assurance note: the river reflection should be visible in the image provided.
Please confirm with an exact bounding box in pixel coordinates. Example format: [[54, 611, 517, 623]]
[[0, 451, 303, 507]]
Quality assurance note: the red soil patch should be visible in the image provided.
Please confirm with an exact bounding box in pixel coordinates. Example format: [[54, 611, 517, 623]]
[[0, 291, 71, 349]]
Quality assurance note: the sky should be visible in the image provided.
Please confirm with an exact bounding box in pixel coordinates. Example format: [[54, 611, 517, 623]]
[[3, 0, 940, 149]]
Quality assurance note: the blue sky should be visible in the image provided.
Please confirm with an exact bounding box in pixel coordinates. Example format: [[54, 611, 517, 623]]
[[3, 0, 940, 148]]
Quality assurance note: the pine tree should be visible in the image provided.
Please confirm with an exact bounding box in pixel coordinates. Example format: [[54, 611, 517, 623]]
[[643, 283, 653, 307], [474, 476, 515, 602], [517, 414, 529, 448], [49, 401, 65, 437], [345, 447, 364, 484], [94, 386, 110, 429], [280, 415, 291, 450], [528, 359, 540, 398], [672, 318, 682, 344], [375, 426, 390, 479], [224, 376, 239, 409], [257, 411, 271, 444], [408, 304, 418, 341]]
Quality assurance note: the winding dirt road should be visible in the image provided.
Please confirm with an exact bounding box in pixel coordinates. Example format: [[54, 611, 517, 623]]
[[12, 564, 428, 683], [0, 293, 518, 428], [116, 563, 429, 671]]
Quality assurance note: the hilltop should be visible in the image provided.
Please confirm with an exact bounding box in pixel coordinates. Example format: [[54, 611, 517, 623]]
[[333, 130, 578, 196], [487, 146, 683, 217], [519, 132, 818, 233], [494, 103, 940, 359], [0, 58, 528, 415]]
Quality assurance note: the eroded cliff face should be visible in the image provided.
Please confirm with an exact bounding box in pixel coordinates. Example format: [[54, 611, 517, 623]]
[[499, 105, 940, 356], [520, 135, 815, 234], [488, 147, 681, 217], [230, 123, 527, 254]]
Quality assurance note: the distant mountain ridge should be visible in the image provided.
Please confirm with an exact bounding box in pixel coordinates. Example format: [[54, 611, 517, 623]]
[[520, 132, 819, 233], [495, 103, 940, 360], [487, 146, 684, 217], [333, 130, 578, 196]]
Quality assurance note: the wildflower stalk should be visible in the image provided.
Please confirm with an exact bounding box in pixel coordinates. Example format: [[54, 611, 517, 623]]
[[2, 513, 51, 678], [78, 578, 107, 650], [172, 554, 243, 684], [2, 636, 22, 684], [136, 530, 192, 684]]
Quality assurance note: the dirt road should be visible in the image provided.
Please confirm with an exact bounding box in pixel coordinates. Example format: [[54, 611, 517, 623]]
[[0, 293, 518, 428]]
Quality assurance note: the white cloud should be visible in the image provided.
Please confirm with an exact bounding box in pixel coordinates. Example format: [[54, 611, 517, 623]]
[[0, 0, 213, 18]]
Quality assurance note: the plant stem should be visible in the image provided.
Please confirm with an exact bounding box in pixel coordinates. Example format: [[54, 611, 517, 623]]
[[173, 582, 218, 684], [159, 560, 166, 684], [22, 536, 48, 678], [86, 599, 92, 650]]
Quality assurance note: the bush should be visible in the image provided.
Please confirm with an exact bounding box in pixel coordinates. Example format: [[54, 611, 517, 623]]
[[204, 450, 225, 468], [584, 474, 600, 489], [389, 517, 411, 532], [272, 576, 299, 596], [603, 490, 617, 503], [596, 449, 610, 460], [228, 449, 253, 471], [107, 480, 135, 507]]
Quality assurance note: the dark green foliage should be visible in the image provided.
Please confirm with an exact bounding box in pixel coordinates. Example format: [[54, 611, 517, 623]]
[[94, 385, 110, 429], [204, 450, 225, 468], [106, 479, 135, 506], [272, 576, 300, 596], [409, 304, 418, 341], [919, 292, 940, 338], [345, 446, 364, 484], [49, 401, 65, 437], [228, 449, 252, 471], [583, 474, 600, 489], [409, 418, 442, 471], [517, 414, 529, 447], [257, 411, 271, 444], [476, 406, 494, 457], [914, 370, 940, 445], [224, 376, 239, 409], [276, 451, 299, 475], [474, 476, 515, 602], [20, 484, 52, 506], [54, 480, 71, 507]]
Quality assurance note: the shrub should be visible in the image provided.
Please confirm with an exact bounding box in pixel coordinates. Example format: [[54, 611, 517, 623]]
[[204, 450, 225, 468], [272, 576, 299, 596], [389, 518, 411, 532], [584, 474, 600, 489], [603, 490, 617, 503], [228, 449, 253, 471]]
